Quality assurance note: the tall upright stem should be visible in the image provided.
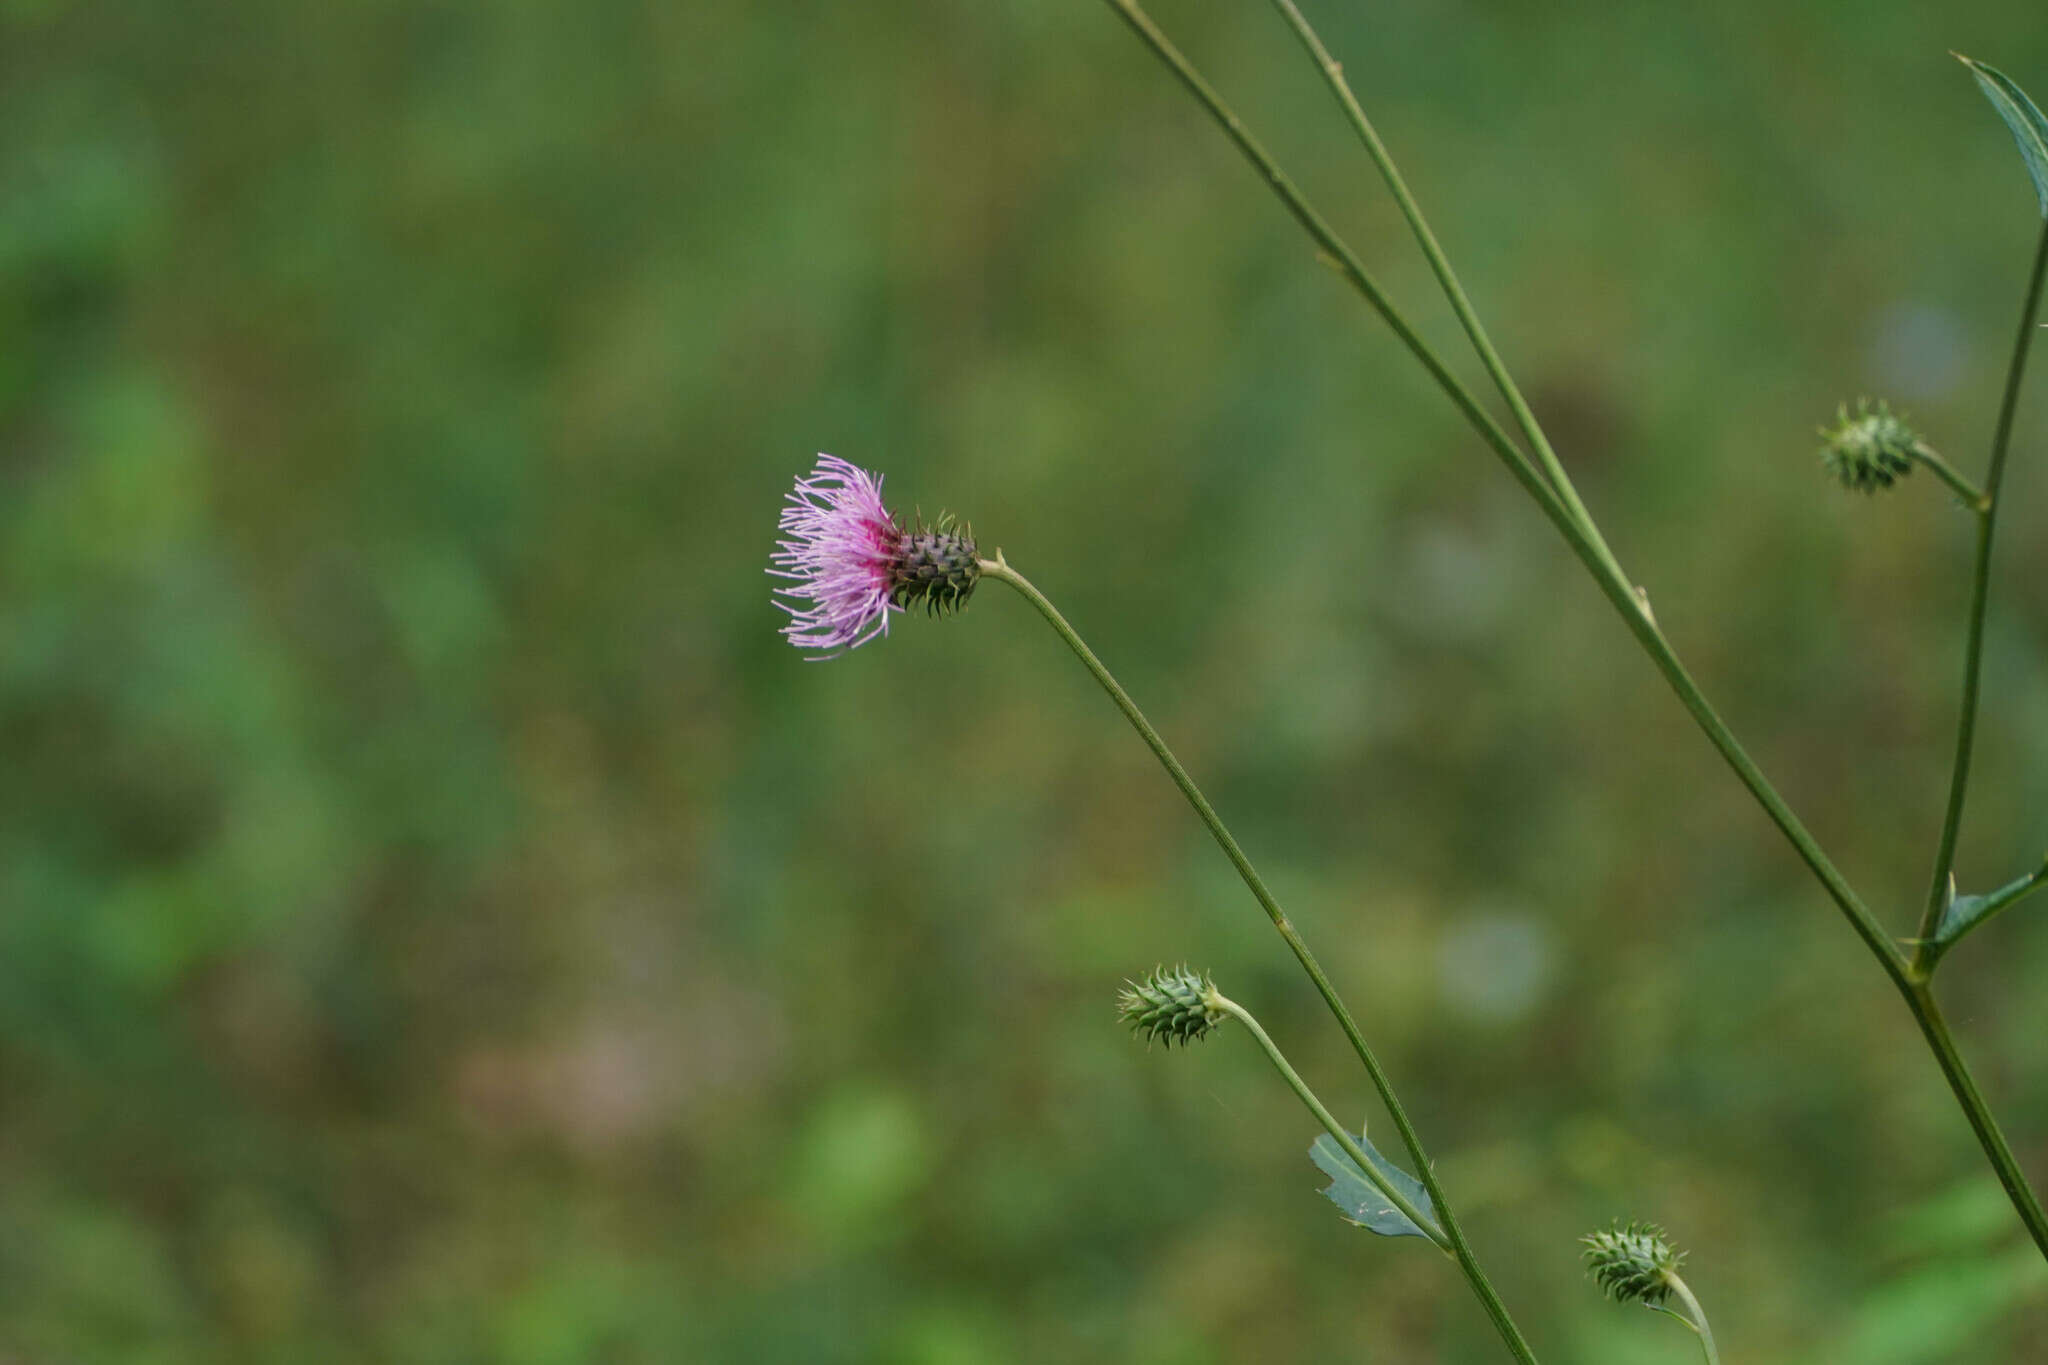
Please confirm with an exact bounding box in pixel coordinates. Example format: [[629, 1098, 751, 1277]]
[[981, 555, 1542, 1365], [1098, 0, 1558, 518], [1264, 0, 1628, 586], [1897, 980, 2048, 1260], [1095, 0, 1899, 979], [1916, 219, 2048, 951], [1093, 0, 2048, 1257]]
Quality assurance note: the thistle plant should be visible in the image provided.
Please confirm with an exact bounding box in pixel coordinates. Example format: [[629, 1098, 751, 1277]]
[[775, 18, 2048, 1363], [1117, 966, 1226, 1049], [772, 458, 1544, 1359], [1582, 1221, 1720, 1365], [1817, 399, 1983, 506], [1089, 0, 2048, 1270], [1121, 967, 1447, 1249], [770, 454, 979, 655]]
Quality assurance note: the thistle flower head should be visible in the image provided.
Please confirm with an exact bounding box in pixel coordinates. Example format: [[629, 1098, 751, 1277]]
[[1819, 399, 1923, 493], [1581, 1220, 1684, 1306], [1118, 966, 1227, 1048], [770, 455, 979, 656]]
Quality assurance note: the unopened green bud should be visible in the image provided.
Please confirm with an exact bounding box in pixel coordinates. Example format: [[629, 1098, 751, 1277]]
[[1819, 398, 1924, 493], [1581, 1220, 1684, 1306], [1118, 966, 1227, 1048]]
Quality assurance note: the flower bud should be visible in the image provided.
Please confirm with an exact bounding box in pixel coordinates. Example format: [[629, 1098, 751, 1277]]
[[1818, 398, 1924, 493], [1581, 1220, 1683, 1306], [1118, 966, 1227, 1048], [770, 455, 980, 656]]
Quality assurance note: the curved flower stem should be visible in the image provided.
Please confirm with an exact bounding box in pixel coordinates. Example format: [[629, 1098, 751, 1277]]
[[1209, 992, 1449, 1253], [1096, 0, 2048, 1260], [979, 553, 1542, 1365], [1261, 0, 1627, 587], [1659, 1273, 1722, 1365], [1915, 219, 2048, 957], [1910, 444, 1991, 511]]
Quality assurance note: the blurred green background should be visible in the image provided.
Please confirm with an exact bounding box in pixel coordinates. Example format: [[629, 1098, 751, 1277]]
[[5, 1, 2048, 1361]]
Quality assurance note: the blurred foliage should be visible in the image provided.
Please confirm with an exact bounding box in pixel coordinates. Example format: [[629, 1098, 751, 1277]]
[[3, 0, 2048, 1361]]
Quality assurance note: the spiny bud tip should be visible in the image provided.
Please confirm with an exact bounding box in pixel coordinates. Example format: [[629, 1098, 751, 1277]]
[[1581, 1220, 1684, 1306], [1118, 966, 1227, 1048], [891, 513, 981, 617], [1818, 398, 1924, 493]]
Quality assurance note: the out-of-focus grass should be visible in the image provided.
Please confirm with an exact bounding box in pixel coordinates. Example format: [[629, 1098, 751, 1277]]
[[2, 1, 2046, 1360]]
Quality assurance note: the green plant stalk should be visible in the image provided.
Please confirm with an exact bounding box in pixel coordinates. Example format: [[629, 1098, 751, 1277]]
[[1262, 0, 1627, 586], [1095, 0, 2048, 1259], [1915, 218, 2048, 954], [1660, 1272, 1723, 1365], [979, 553, 1542, 1365], [1095, 0, 1897, 974], [1901, 976, 2048, 1262], [1098, 0, 1555, 517], [1911, 444, 1991, 511], [1209, 992, 1448, 1253]]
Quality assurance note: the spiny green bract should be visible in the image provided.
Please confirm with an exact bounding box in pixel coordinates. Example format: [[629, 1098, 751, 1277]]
[[1118, 966, 1226, 1048], [890, 514, 980, 616], [1581, 1220, 1683, 1306], [1819, 398, 1923, 493]]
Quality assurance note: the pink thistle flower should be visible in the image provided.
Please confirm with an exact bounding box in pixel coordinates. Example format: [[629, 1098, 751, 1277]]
[[770, 455, 980, 657]]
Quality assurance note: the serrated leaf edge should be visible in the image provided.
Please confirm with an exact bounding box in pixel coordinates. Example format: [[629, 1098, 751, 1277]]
[[1308, 1130, 1443, 1242]]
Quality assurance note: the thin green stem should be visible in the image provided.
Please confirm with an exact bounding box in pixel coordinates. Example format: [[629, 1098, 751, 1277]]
[[1664, 1273, 1722, 1365], [1910, 445, 1991, 511], [1614, 604, 1907, 977], [1097, 0, 1561, 527], [1097, 0, 2048, 1261], [1920, 512, 1998, 935], [1210, 993, 1449, 1253], [1262, 0, 1628, 586], [1898, 980, 2048, 1261], [980, 555, 1540, 1365], [1098, 0, 1900, 978], [1917, 219, 2048, 953]]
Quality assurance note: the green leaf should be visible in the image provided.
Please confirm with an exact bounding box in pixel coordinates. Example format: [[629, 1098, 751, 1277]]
[[1934, 891, 1987, 944], [1930, 860, 2048, 956], [1309, 1130, 1441, 1240], [1959, 55, 2048, 217]]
